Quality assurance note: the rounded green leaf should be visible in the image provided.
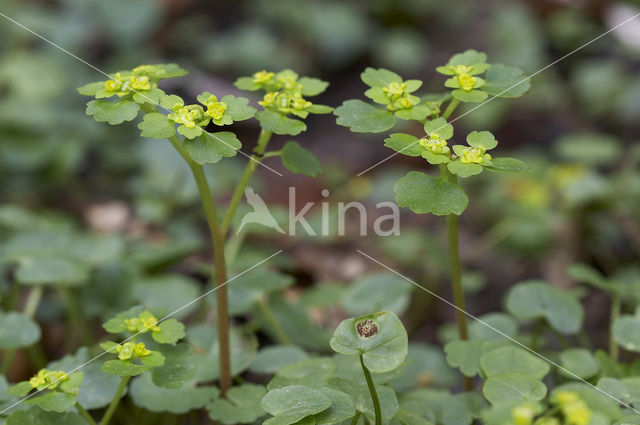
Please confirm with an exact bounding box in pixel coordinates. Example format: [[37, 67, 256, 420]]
[[5, 409, 86, 425], [424, 118, 453, 139], [130, 372, 219, 414], [250, 346, 309, 375], [151, 343, 195, 389], [256, 111, 307, 136], [447, 160, 483, 178], [314, 388, 355, 425], [220, 95, 257, 122], [452, 89, 487, 103], [138, 113, 175, 139], [261, 385, 332, 425], [482, 65, 531, 98], [559, 348, 599, 379], [281, 141, 323, 177], [480, 346, 550, 379], [482, 374, 547, 404], [394, 171, 468, 216], [395, 104, 430, 121], [444, 340, 507, 377], [328, 378, 398, 424], [153, 319, 186, 344], [16, 257, 89, 286], [485, 158, 529, 173], [0, 311, 40, 349], [299, 77, 329, 96], [505, 281, 583, 335], [334, 100, 395, 133], [183, 131, 242, 165], [132, 275, 199, 319], [101, 359, 150, 377], [342, 272, 414, 316], [384, 133, 422, 157], [390, 342, 457, 390], [207, 383, 267, 424], [469, 313, 518, 341], [361, 68, 402, 88], [466, 131, 497, 150], [85, 100, 140, 124], [24, 392, 76, 413], [612, 316, 640, 352], [330, 311, 408, 373]]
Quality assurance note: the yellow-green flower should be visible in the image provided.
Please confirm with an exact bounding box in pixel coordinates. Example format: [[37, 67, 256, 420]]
[[205, 95, 228, 120], [458, 74, 476, 91], [168, 104, 202, 129], [253, 70, 274, 84], [511, 404, 535, 425], [123, 311, 162, 334], [116, 342, 135, 360], [129, 75, 151, 91], [259, 92, 278, 107], [291, 92, 312, 111], [29, 369, 68, 390], [563, 400, 591, 425], [134, 342, 152, 357], [460, 146, 491, 164], [383, 82, 407, 97], [419, 133, 450, 155]]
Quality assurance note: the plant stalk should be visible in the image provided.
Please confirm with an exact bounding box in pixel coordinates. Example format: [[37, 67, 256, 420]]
[[349, 412, 361, 425], [610, 291, 621, 362], [76, 402, 97, 425], [442, 98, 460, 120], [168, 135, 232, 395], [221, 129, 273, 235], [360, 354, 381, 425], [440, 166, 472, 391], [99, 375, 130, 425]]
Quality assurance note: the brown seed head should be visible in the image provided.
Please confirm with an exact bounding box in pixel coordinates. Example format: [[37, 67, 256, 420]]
[[356, 319, 378, 338]]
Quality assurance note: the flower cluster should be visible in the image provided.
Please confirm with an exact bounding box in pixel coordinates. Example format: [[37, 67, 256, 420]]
[[436, 50, 491, 103], [7, 368, 84, 400], [114, 341, 152, 361], [552, 391, 592, 425], [123, 310, 162, 334], [28, 369, 69, 391]]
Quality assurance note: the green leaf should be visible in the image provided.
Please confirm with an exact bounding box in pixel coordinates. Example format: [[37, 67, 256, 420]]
[[15, 257, 89, 286], [469, 313, 518, 341], [334, 100, 395, 133], [138, 113, 175, 139], [207, 384, 266, 424], [267, 357, 335, 390], [307, 104, 333, 114], [5, 409, 86, 425], [250, 346, 309, 375], [25, 392, 76, 413], [188, 325, 258, 382], [227, 267, 294, 315], [130, 372, 219, 414], [0, 311, 40, 349], [384, 133, 422, 157], [299, 77, 329, 96], [446, 50, 488, 67], [612, 316, 640, 352], [85, 100, 140, 124], [361, 68, 402, 88], [177, 125, 203, 139], [7, 380, 33, 397], [103, 305, 144, 334], [466, 131, 497, 150], [482, 374, 547, 404], [447, 160, 483, 178], [505, 281, 583, 335], [480, 346, 550, 379], [48, 347, 120, 410], [390, 342, 457, 390], [153, 319, 186, 344], [132, 275, 200, 319], [342, 272, 414, 316], [328, 378, 398, 424], [485, 158, 529, 173], [559, 348, 599, 379], [262, 385, 332, 425], [330, 311, 408, 373], [183, 131, 242, 164], [394, 171, 468, 216], [256, 111, 307, 136], [424, 118, 454, 139], [482, 65, 531, 98], [234, 76, 260, 91], [452, 90, 487, 103], [221, 95, 257, 122], [77, 81, 105, 96], [314, 388, 355, 425], [101, 359, 149, 377], [151, 343, 195, 388], [441, 392, 488, 425], [280, 141, 323, 177], [395, 105, 430, 121], [444, 340, 507, 377]]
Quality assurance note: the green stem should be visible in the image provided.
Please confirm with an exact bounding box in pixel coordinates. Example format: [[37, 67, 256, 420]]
[[168, 135, 232, 395], [529, 319, 546, 351], [76, 402, 97, 425], [221, 129, 273, 235], [349, 412, 361, 425], [99, 376, 130, 425], [610, 291, 621, 362], [1, 286, 43, 374], [442, 98, 460, 120], [439, 165, 472, 391], [257, 298, 292, 345], [225, 229, 247, 266], [360, 355, 381, 425]]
